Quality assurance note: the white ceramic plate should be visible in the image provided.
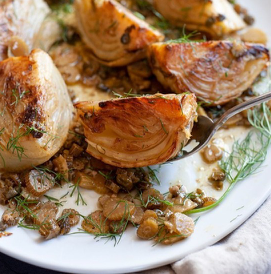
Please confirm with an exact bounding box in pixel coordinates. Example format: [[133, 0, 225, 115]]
[[1, 0, 271, 273]]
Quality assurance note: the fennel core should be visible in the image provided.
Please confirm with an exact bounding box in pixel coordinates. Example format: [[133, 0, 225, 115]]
[[186, 103, 271, 214]]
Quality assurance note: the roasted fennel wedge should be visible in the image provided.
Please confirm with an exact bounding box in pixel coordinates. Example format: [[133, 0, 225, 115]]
[[74, 0, 164, 66], [75, 94, 197, 167], [153, 0, 246, 38], [148, 41, 269, 105], [0, 49, 74, 172], [0, 0, 50, 61]]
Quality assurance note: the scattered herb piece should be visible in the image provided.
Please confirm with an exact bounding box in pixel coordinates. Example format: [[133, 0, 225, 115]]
[[230, 214, 242, 222], [236, 206, 244, 211], [133, 11, 145, 20], [69, 180, 87, 206], [98, 170, 113, 180], [136, 191, 173, 208], [7, 125, 47, 160], [147, 167, 160, 185], [73, 200, 132, 246], [159, 118, 168, 134], [112, 89, 143, 98]]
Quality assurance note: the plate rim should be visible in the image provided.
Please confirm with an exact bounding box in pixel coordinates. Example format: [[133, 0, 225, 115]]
[[0, 175, 270, 274], [1, 0, 271, 272]]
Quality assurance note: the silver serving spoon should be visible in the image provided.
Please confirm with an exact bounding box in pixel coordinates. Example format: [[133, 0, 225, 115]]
[[170, 91, 271, 162]]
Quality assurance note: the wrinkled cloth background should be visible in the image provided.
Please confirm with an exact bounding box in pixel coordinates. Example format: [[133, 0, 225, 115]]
[[1, 195, 271, 274]]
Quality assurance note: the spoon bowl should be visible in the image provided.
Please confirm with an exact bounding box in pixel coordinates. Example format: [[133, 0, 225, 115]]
[[169, 91, 271, 162]]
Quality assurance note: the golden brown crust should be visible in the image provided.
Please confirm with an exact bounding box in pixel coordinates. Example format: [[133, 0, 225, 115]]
[[75, 0, 164, 66], [75, 94, 197, 167], [0, 56, 45, 132], [0, 49, 74, 172], [148, 41, 269, 105]]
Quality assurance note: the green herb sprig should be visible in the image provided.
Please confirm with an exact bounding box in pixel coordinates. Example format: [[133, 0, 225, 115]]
[[167, 29, 202, 44], [44, 194, 67, 207], [33, 166, 67, 186], [147, 167, 160, 185], [136, 191, 173, 208], [11, 89, 29, 106], [72, 200, 132, 246], [7, 125, 47, 160], [186, 103, 271, 214], [112, 89, 142, 98], [14, 195, 38, 219], [69, 180, 87, 206]]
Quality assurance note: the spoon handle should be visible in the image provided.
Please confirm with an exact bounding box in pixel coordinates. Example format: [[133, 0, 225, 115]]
[[213, 92, 271, 131]]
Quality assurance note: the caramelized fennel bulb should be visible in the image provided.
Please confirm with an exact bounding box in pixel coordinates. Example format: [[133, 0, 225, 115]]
[[0, 49, 74, 172], [153, 0, 246, 38], [0, 0, 50, 61], [33, 16, 62, 53], [148, 41, 269, 105], [76, 94, 197, 167], [74, 0, 164, 67], [34, 2, 77, 53]]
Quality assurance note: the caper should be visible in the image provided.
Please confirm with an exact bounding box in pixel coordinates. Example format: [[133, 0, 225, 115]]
[[201, 144, 223, 163], [121, 33, 130, 44], [205, 17, 216, 27]]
